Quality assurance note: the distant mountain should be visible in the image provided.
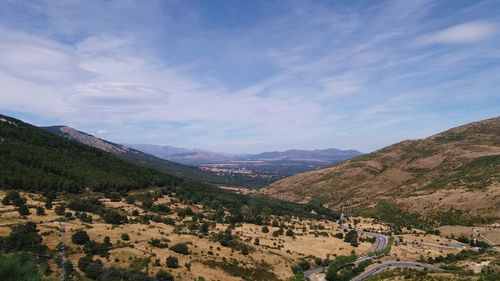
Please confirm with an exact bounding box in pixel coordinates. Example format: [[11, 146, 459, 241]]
[[0, 115, 181, 193], [128, 144, 231, 166], [261, 117, 500, 223], [127, 144, 192, 158], [236, 148, 363, 162], [129, 144, 363, 181], [43, 126, 271, 187], [129, 144, 362, 166]]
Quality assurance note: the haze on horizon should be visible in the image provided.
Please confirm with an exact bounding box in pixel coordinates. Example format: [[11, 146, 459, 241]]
[[0, 0, 499, 154]]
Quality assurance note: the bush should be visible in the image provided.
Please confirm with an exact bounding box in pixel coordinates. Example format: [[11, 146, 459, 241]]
[[166, 256, 179, 268], [17, 204, 30, 217], [77, 212, 93, 223], [121, 233, 130, 241], [72, 230, 90, 245], [0, 254, 43, 281], [102, 209, 128, 225], [149, 238, 168, 249], [68, 197, 102, 213], [241, 245, 249, 255], [54, 205, 65, 216], [83, 240, 111, 257], [1, 191, 24, 206], [170, 243, 190, 255], [200, 222, 210, 234], [344, 230, 358, 247], [298, 260, 310, 271], [154, 204, 170, 213], [262, 226, 269, 233], [0, 222, 47, 254], [286, 229, 294, 236], [35, 206, 45, 216], [254, 237, 260, 245], [156, 270, 174, 281]]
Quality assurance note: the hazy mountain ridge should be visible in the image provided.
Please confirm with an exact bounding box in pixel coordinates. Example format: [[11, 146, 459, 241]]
[[42, 126, 275, 187], [261, 117, 500, 221], [128, 144, 363, 180], [127, 144, 233, 165], [129, 144, 362, 165], [235, 148, 363, 161], [126, 143, 193, 158]]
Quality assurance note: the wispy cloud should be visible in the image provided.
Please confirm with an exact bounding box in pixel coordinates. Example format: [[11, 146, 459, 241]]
[[0, 0, 499, 153], [415, 21, 496, 46]]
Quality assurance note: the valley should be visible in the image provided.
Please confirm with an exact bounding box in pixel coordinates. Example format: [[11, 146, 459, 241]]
[[1, 114, 499, 281], [2, 1, 500, 280], [45, 126, 362, 189], [129, 144, 363, 187]]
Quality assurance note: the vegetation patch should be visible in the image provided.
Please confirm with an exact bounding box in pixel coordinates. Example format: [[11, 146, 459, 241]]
[[202, 259, 279, 281]]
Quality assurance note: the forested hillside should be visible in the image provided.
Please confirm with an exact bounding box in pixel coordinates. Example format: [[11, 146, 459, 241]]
[[0, 115, 181, 193]]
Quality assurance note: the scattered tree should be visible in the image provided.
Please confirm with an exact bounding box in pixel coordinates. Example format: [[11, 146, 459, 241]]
[[71, 230, 90, 245], [166, 256, 179, 268]]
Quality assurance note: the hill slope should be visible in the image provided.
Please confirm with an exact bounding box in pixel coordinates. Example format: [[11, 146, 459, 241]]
[[43, 126, 214, 179], [261, 117, 500, 221], [0, 115, 181, 193], [43, 126, 271, 187]]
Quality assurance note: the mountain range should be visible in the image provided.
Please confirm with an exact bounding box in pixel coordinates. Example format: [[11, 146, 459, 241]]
[[42, 126, 270, 187], [43, 126, 361, 187], [127, 144, 233, 165], [261, 116, 500, 223], [129, 144, 362, 166], [128, 144, 363, 180]]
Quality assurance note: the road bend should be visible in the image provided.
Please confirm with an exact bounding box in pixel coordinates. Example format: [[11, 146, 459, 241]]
[[351, 261, 444, 281], [304, 226, 389, 279]]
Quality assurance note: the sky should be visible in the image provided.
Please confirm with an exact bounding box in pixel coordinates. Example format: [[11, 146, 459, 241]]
[[0, 0, 499, 154]]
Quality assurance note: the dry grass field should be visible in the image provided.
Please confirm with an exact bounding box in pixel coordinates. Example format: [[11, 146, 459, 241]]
[[1, 190, 497, 281], [0, 191, 372, 280]]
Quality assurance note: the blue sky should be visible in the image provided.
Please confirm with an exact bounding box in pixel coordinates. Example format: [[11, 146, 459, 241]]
[[0, 0, 499, 153]]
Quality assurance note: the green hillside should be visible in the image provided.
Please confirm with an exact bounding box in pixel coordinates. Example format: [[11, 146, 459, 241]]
[[0, 114, 181, 193]]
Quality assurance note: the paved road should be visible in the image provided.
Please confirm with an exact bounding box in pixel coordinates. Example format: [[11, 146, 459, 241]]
[[351, 261, 444, 281], [304, 267, 324, 279], [304, 227, 389, 279], [358, 230, 388, 252]]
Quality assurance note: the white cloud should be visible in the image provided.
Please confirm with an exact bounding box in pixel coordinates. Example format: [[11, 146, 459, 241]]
[[1, 1, 499, 153], [415, 21, 496, 46], [0, 29, 85, 83]]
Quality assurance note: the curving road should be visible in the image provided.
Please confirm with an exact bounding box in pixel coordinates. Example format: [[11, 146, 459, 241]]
[[351, 261, 444, 281], [304, 225, 443, 280], [358, 230, 388, 253], [304, 227, 389, 279]]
